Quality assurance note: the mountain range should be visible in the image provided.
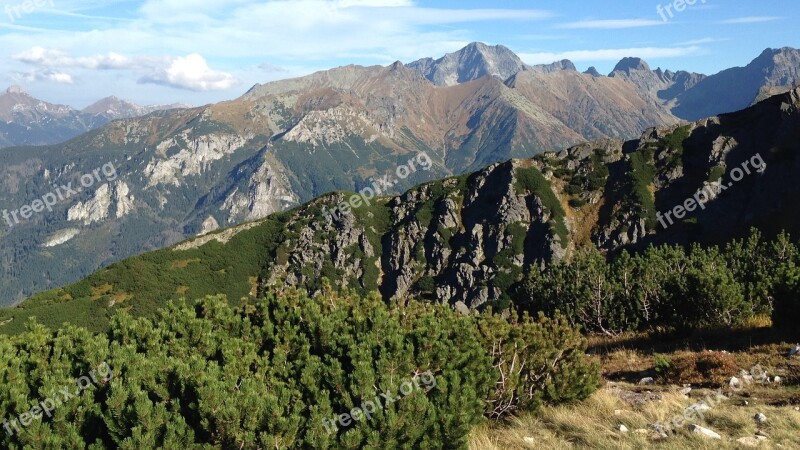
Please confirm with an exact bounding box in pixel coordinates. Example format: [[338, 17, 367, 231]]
[[0, 43, 799, 305], [0, 86, 187, 148], [3, 86, 798, 332]]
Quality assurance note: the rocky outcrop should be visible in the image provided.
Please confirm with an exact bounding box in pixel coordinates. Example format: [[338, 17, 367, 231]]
[[67, 184, 113, 225], [144, 132, 251, 188], [258, 87, 800, 310], [261, 160, 571, 308]]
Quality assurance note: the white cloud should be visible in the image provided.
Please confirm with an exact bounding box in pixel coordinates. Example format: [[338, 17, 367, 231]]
[[519, 46, 702, 64], [335, 0, 413, 7], [558, 19, 665, 30], [13, 47, 139, 70], [48, 72, 74, 84], [11, 69, 74, 84], [140, 54, 238, 91], [13, 47, 236, 91], [719, 16, 783, 24], [674, 38, 728, 46]]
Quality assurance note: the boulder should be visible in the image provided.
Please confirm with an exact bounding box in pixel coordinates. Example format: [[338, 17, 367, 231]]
[[686, 402, 711, 414], [639, 377, 655, 385], [736, 436, 766, 447], [754, 413, 768, 425], [688, 424, 721, 439], [616, 424, 629, 433]]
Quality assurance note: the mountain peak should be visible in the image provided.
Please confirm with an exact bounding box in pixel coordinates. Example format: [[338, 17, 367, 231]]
[[612, 57, 651, 74], [82, 96, 142, 116], [584, 67, 602, 77], [6, 85, 26, 95], [407, 42, 526, 86]]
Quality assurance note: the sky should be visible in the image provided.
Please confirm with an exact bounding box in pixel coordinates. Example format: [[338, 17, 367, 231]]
[[0, 0, 797, 108]]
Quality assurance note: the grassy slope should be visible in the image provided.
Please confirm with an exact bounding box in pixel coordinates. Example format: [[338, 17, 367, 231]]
[[0, 212, 291, 334]]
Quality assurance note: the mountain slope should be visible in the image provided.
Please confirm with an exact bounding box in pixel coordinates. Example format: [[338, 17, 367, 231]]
[[3, 88, 798, 333]]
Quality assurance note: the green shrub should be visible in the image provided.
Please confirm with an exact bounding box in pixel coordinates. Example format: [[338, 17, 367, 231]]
[[0, 286, 601, 449], [476, 312, 601, 418], [627, 148, 658, 230], [708, 165, 726, 183], [514, 167, 568, 249], [774, 262, 800, 329], [569, 198, 587, 208], [654, 354, 672, 380]]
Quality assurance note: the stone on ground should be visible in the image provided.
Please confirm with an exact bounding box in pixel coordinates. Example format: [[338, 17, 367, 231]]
[[688, 424, 722, 439]]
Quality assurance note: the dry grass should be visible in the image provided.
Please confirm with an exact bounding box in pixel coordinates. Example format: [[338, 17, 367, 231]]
[[471, 329, 800, 450], [171, 258, 201, 269], [470, 385, 800, 450], [90, 283, 113, 300]]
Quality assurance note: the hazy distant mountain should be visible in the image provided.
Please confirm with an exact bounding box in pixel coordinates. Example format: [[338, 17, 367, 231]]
[[672, 47, 800, 120], [0, 88, 187, 148], [608, 48, 800, 121], [0, 43, 798, 305], [0, 86, 101, 148], [82, 96, 189, 121]]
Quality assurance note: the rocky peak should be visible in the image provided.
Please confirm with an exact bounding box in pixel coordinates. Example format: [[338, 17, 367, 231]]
[[407, 42, 527, 86], [584, 67, 602, 77], [611, 57, 652, 75], [5, 85, 26, 95]]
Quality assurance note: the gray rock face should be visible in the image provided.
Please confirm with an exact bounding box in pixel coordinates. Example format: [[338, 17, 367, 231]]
[[261, 160, 568, 309], [408, 42, 527, 86]]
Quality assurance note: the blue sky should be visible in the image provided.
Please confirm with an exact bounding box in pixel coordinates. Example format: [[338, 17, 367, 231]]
[[1, 0, 797, 108]]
